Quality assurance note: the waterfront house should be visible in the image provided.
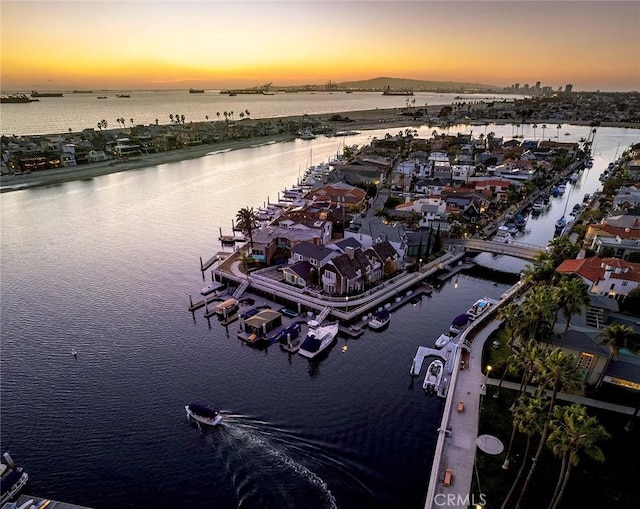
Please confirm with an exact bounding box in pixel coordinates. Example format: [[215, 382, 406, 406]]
[[282, 260, 314, 288], [556, 256, 640, 302], [250, 225, 327, 265], [317, 239, 396, 295], [88, 149, 109, 163], [584, 214, 640, 259], [613, 185, 640, 210], [289, 241, 341, 269], [302, 182, 367, 212], [274, 209, 333, 245], [319, 250, 367, 295]]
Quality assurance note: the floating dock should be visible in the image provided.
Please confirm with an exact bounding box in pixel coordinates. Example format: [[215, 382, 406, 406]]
[[410, 341, 456, 398]]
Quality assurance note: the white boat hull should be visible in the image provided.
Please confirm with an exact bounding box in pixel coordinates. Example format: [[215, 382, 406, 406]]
[[185, 406, 222, 426]]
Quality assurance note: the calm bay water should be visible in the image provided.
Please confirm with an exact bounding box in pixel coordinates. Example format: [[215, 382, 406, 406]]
[[0, 90, 524, 136], [1, 97, 638, 509]]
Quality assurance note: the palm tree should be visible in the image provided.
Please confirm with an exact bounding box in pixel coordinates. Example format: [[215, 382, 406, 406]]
[[532, 123, 538, 140], [494, 302, 524, 397], [556, 123, 562, 141], [500, 396, 546, 507], [541, 124, 547, 141], [553, 276, 590, 344], [546, 236, 579, 267], [235, 207, 257, 248], [515, 349, 584, 509], [596, 323, 634, 387], [169, 114, 174, 124], [546, 403, 610, 509], [216, 112, 221, 120], [521, 285, 556, 340], [512, 340, 542, 402]]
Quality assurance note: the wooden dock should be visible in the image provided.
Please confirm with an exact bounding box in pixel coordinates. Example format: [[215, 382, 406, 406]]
[[200, 251, 232, 272]]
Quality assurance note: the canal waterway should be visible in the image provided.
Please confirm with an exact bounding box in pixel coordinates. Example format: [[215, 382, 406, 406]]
[[0, 123, 636, 508]]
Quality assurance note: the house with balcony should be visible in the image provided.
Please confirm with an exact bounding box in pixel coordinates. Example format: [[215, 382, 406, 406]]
[[584, 214, 640, 259], [394, 197, 448, 229], [317, 239, 399, 295], [556, 256, 640, 302]]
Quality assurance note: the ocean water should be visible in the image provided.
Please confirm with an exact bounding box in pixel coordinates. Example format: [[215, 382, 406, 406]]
[[0, 119, 636, 508], [0, 90, 524, 136]]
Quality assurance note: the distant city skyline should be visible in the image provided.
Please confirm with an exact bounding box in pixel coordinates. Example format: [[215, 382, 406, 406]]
[[1, 1, 638, 93]]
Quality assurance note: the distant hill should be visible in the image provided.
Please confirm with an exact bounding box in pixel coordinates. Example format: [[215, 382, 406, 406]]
[[334, 76, 502, 92]]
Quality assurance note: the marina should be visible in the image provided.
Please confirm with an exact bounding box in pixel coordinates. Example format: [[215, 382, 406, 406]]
[[0, 118, 634, 508]]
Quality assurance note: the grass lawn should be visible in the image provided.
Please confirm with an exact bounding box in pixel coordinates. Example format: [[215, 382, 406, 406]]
[[472, 329, 640, 509]]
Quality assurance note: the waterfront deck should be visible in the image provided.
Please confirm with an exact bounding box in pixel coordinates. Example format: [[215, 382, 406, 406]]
[[200, 251, 232, 272]]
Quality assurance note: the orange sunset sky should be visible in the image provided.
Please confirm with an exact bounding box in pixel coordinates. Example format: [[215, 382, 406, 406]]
[[1, 0, 638, 92]]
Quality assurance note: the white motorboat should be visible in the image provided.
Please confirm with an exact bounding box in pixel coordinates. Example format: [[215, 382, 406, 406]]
[[466, 298, 495, 321], [185, 402, 222, 426], [449, 313, 470, 336], [298, 320, 339, 359], [435, 333, 453, 349], [422, 359, 444, 391], [0, 452, 29, 505], [493, 225, 511, 243], [368, 309, 390, 330]]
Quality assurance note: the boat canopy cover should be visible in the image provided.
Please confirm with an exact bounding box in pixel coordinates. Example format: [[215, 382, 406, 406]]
[[300, 336, 321, 353], [0, 469, 22, 492], [374, 309, 390, 320], [188, 402, 219, 417], [451, 314, 470, 327]]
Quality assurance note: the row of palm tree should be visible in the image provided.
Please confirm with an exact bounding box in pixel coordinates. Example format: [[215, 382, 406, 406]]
[[488, 234, 635, 507]]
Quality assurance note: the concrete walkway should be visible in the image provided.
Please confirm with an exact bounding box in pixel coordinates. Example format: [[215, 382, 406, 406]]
[[423, 312, 637, 509]]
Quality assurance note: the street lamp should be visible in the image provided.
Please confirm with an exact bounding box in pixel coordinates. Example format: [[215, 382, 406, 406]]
[[345, 296, 349, 313], [485, 365, 492, 385], [419, 258, 423, 272]]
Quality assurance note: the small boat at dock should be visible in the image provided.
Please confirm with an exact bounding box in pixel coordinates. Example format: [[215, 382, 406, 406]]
[[435, 333, 453, 349], [466, 298, 495, 321], [368, 309, 390, 330], [423, 359, 444, 392], [449, 314, 470, 336]]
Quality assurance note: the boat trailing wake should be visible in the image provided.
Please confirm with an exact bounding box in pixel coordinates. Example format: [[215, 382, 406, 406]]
[[206, 418, 338, 509]]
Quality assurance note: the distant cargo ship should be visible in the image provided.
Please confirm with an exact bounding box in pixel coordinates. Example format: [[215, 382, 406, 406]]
[[31, 90, 63, 98], [72, 90, 93, 93], [189, 88, 205, 93], [382, 86, 414, 96]]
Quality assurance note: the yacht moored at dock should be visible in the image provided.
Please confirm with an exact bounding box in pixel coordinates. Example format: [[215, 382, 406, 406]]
[[298, 320, 339, 359], [368, 308, 390, 330], [466, 298, 496, 321], [0, 452, 29, 505]]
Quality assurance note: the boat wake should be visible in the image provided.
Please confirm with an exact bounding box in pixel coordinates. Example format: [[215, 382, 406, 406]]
[[204, 417, 338, 509]]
